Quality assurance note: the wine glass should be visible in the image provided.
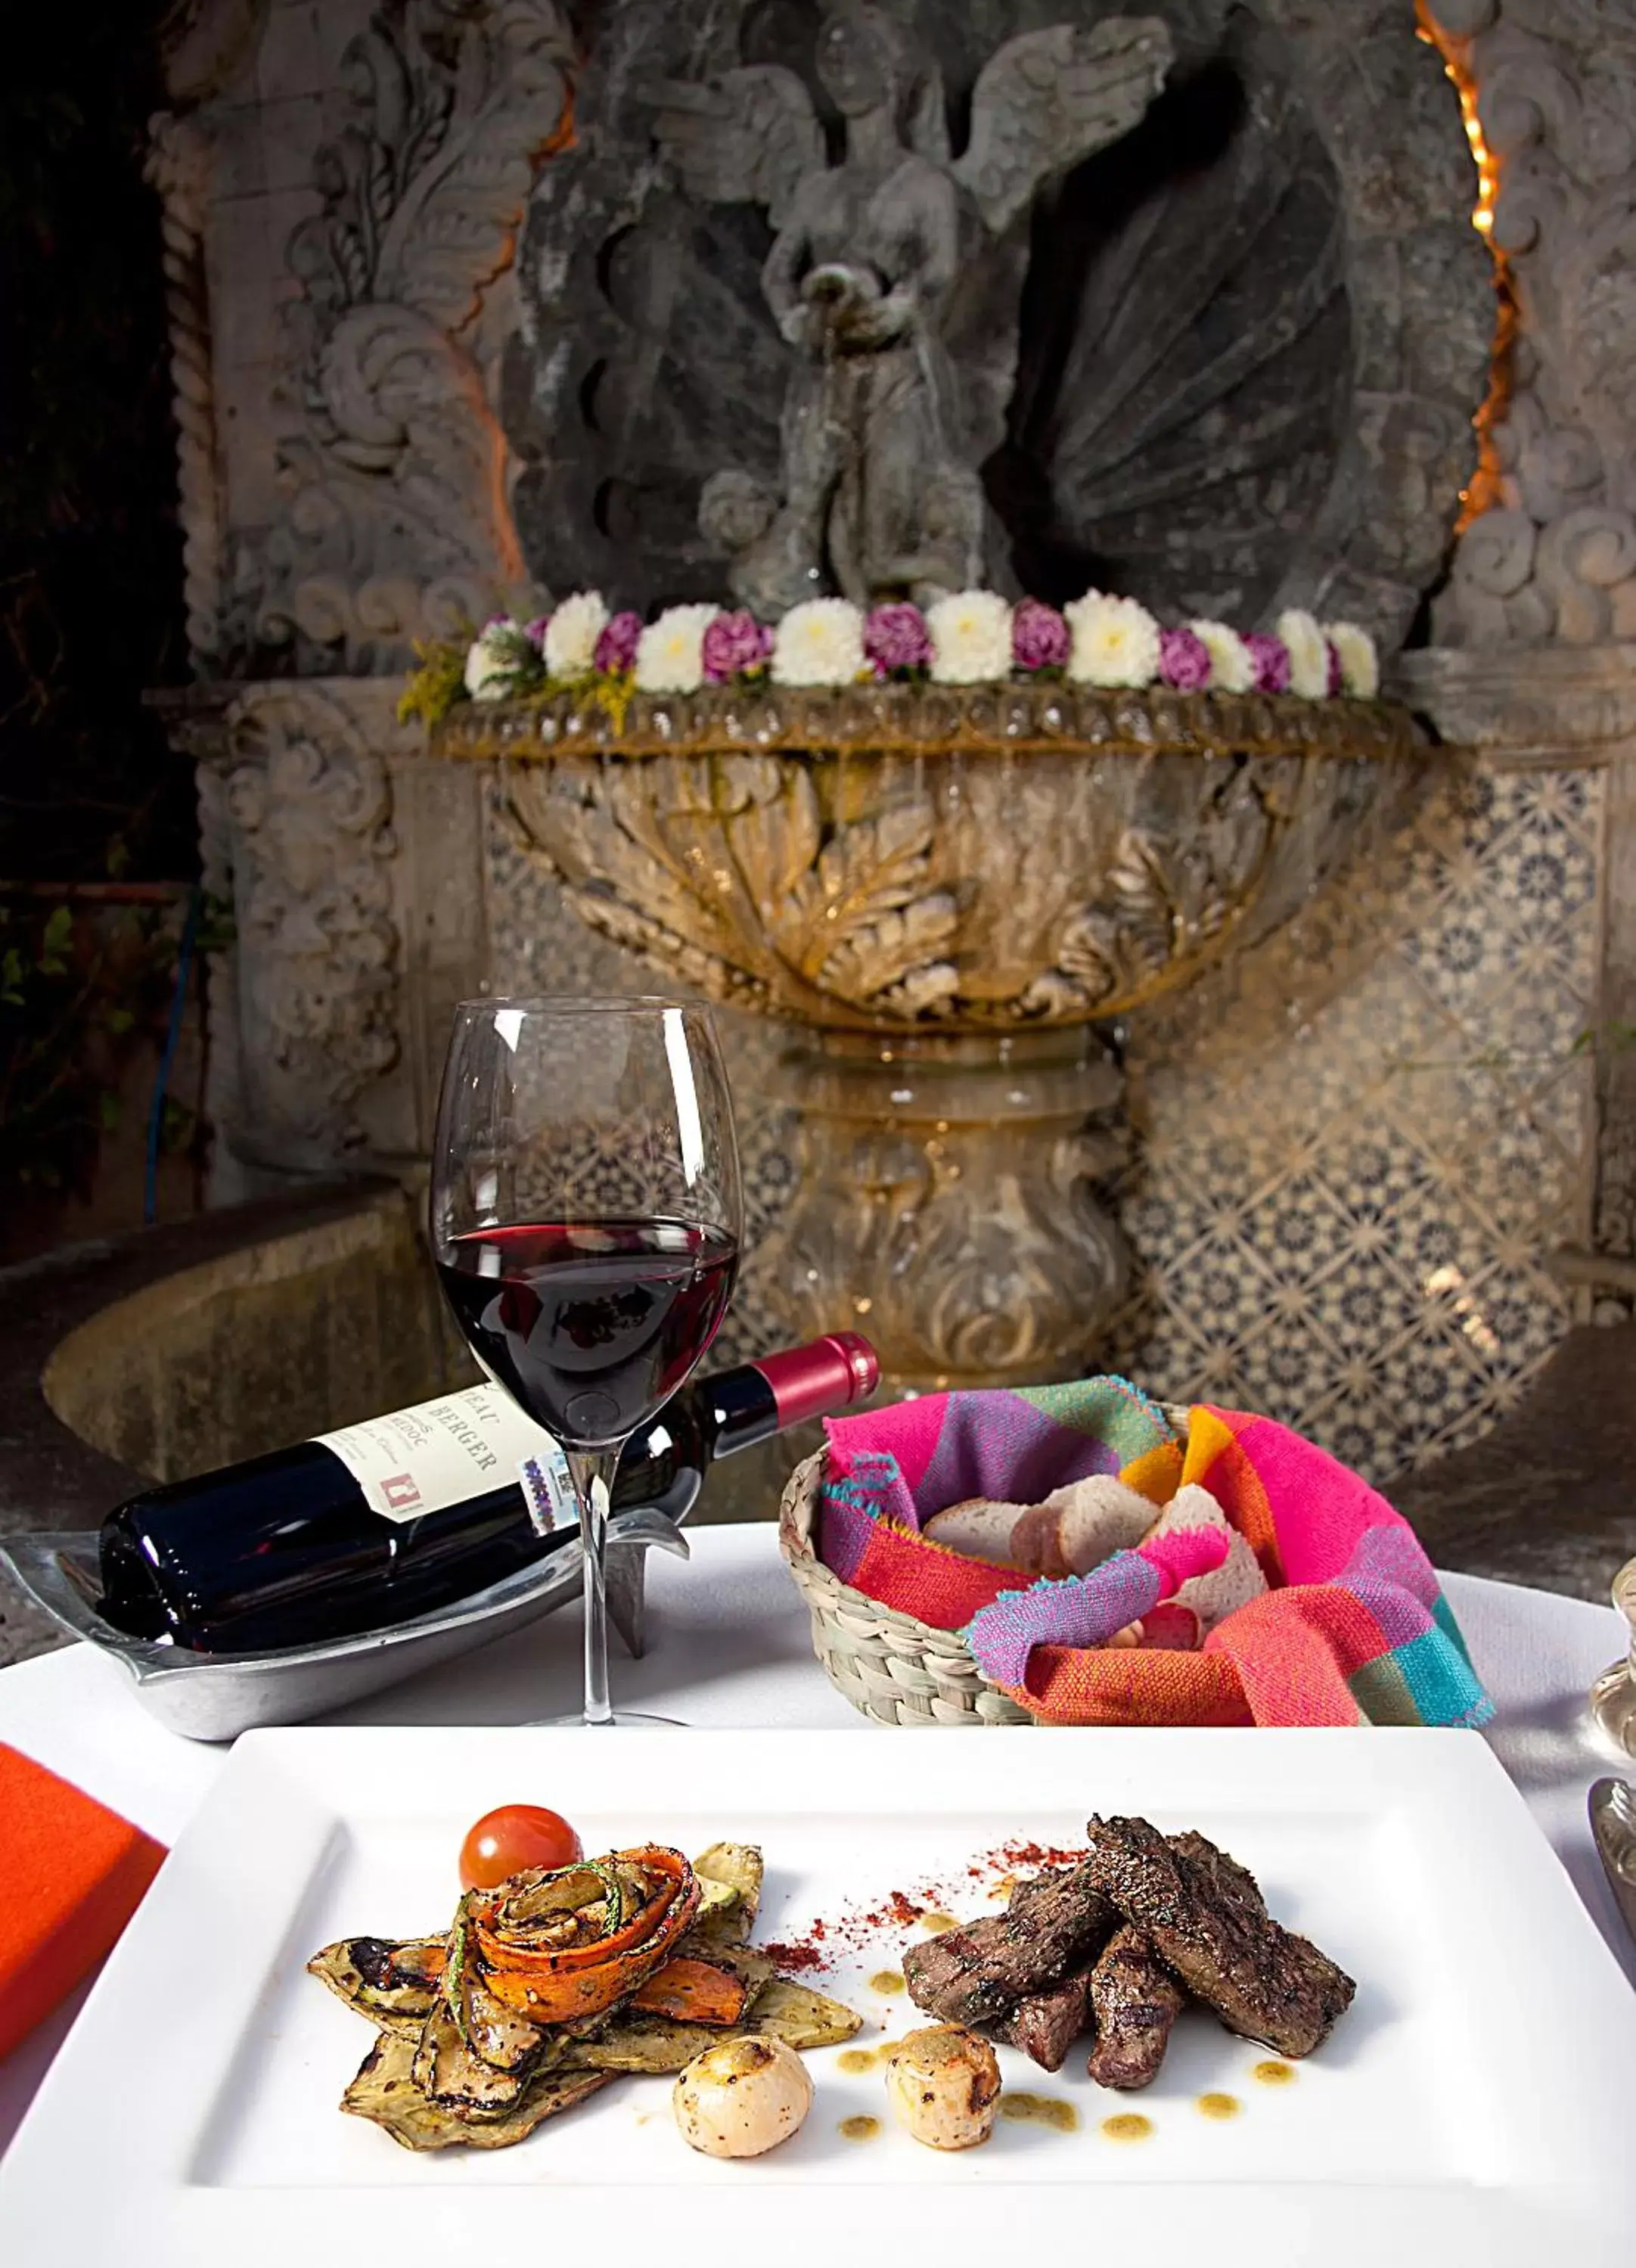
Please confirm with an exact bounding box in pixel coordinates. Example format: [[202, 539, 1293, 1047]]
[[430, 997, 742, 1726]]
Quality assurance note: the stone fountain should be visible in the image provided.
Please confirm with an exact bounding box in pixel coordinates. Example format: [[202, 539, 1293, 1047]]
[[441, 679, 1415, 1393], [433, 0, 1438, 1392]]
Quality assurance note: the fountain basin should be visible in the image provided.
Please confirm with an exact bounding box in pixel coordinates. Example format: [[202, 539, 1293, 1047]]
[[439, 682, 1422, 1390], [440, 680, 1418, 1030]]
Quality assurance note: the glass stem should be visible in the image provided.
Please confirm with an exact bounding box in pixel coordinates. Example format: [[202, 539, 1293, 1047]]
[[566, 1447, 620, 1727]]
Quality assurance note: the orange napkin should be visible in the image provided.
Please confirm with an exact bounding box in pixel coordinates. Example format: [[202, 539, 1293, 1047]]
[[0, 1743, 166, 2061]]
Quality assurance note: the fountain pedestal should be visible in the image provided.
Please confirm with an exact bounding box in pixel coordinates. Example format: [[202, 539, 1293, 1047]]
[[763, 1027, 1125, 1397], [442, 679, 1416, 1388]]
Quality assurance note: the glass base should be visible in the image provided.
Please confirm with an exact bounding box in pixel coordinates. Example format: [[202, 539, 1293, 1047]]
[[1590, 1658, 1636, 1759], [535, 1710, 683, 1728]]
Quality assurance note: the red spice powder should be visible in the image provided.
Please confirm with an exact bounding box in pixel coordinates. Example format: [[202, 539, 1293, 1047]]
[[759, 1939, 827, 1973], [762, 1837, 1088, 1974]]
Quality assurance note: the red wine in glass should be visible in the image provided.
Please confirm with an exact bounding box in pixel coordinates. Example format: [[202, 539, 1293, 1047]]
[[436, 1219, 740, 1448], [431, 996, 743, 1726]]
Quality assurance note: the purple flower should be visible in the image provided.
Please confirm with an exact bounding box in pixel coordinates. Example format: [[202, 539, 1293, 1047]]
[[1158, 625, 1212, 691], [1244, 632, 1291, 694], [863, 601, 933, 676], [523, 614, 551, 649], [700, 608, 773, 683], [1011, 597, 1069, 673], [594, 609, 643, 674], [1325, 638, 1343, 697]]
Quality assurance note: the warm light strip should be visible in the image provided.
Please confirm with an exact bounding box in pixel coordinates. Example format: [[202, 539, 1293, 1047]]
[[1416, 6, 1515, 530]]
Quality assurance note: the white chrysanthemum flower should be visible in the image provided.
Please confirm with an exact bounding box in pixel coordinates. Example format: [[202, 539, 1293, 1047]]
[[1276, 607, 1330, 699], [771, 598, 867, 688], [1324, 620, 1379, 698], [1065, 592, 1161, 688], [464, 619, 523, 701], [633, 604, 719, 694], [1187, 619, 1254, 694], [926, 589, 1014, 685], [544, 590, 610, 681]]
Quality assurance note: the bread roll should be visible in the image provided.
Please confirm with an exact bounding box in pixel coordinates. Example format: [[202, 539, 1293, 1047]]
[[922, 1497, 1027, 1567], [1010, 1474, 1156, 1579]]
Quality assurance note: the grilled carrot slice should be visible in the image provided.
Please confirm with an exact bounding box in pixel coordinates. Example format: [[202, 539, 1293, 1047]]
[[629, 1956, 753, 2027]]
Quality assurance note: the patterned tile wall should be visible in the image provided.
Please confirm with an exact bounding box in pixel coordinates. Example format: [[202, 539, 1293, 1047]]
[[1107, 763, 1600, 1482], [483, 763, 1603, 1488]]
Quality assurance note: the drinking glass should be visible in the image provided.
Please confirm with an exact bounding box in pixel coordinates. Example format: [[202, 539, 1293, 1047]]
[[430, 997, 742, 1725]]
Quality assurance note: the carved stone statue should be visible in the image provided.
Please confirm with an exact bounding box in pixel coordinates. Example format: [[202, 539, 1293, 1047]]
[[647, 7, 1171, 610]]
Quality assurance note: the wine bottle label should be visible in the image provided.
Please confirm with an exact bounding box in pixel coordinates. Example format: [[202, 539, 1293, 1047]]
[[313, 1385, 555, 1525]]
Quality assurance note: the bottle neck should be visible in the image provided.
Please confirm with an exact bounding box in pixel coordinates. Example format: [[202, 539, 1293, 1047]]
[[700, 1331, 881, 1460]]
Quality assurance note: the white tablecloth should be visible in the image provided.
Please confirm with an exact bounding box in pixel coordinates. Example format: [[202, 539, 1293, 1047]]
[[1, 1525, 1631, 2156]]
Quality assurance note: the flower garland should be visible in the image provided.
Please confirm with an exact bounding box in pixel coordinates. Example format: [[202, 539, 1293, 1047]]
[[403, 588, 1381, 729]]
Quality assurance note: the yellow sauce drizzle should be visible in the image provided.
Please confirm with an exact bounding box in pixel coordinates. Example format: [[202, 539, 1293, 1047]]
[[1100, 2112, 1154, 2142], [920, 1912, 958, 1934], [837, 2045, 889, 2074], [839, 2114, 881, 2142], [999, 2092, 1079, 2132], [869, 1969, 906, 1995], [1196, 2092, 1241, 2120], [1253, 2059, 1296, 2086]]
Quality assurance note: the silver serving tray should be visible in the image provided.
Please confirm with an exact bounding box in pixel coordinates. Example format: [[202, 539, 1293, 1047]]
[[0, 1510, 688, 1743]]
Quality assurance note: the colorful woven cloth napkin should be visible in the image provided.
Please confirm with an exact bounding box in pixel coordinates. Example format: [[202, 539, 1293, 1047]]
[[818, 1381, 1491, 1729], [0, 1743, 167, 2060]]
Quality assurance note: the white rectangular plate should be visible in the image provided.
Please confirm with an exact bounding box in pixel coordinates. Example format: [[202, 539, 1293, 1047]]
[[6, 1728, 1634, 2266]]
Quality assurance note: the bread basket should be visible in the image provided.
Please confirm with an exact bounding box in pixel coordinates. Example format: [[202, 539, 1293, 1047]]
[[778, 1407, 1195, 1729]]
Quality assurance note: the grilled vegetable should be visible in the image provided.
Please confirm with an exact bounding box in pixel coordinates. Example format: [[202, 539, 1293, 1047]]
[[466, 1846, 701, 2022], [566, 1975, 863, 2074], [306, 1938, 443, 2037], [691, 1842, 763, 1943], [885, 2024, 1002, 2151], [411, 2002, 533, 2113], [630, 1954, 754, 2027], [312, 1832, 856, 2156], [747, 1978, 864, 2048], [342, 2034, 610, 2152], [673, 2036, 813, 2159]]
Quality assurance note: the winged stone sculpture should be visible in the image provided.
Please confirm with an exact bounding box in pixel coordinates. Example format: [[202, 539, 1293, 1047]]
[[647, 5, 1172, 613]]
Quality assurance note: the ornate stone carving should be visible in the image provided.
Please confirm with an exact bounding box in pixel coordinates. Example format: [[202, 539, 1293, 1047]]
[[1395, 643, 1636, 756], [762, 1030, 1128, 1392], [463, 682, 1419, 1031], [1428, 0, 1636, 647], [147, 111, 225, 673], [253, 0, 575, 673], [204, 686, 404, 1164]]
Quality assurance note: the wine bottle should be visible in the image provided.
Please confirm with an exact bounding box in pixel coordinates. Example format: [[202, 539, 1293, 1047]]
[[97, 1332, 877, 1655]]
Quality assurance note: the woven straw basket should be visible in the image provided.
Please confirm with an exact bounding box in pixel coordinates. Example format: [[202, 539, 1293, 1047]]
[[778, 1450, 1029, 1726], [777, 1410, 1192, 1729]]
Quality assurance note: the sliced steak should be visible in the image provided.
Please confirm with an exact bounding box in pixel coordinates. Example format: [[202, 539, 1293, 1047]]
[[902, 1868, 1114, 2027], [994, 1967, 1094, 2071], [1080, 1816, 1355, 2058], [1085, 1926, 1187, 2089]]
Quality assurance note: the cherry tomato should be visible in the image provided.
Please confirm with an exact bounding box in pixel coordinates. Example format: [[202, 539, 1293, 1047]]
[[459, 1804, 583, 1890]]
